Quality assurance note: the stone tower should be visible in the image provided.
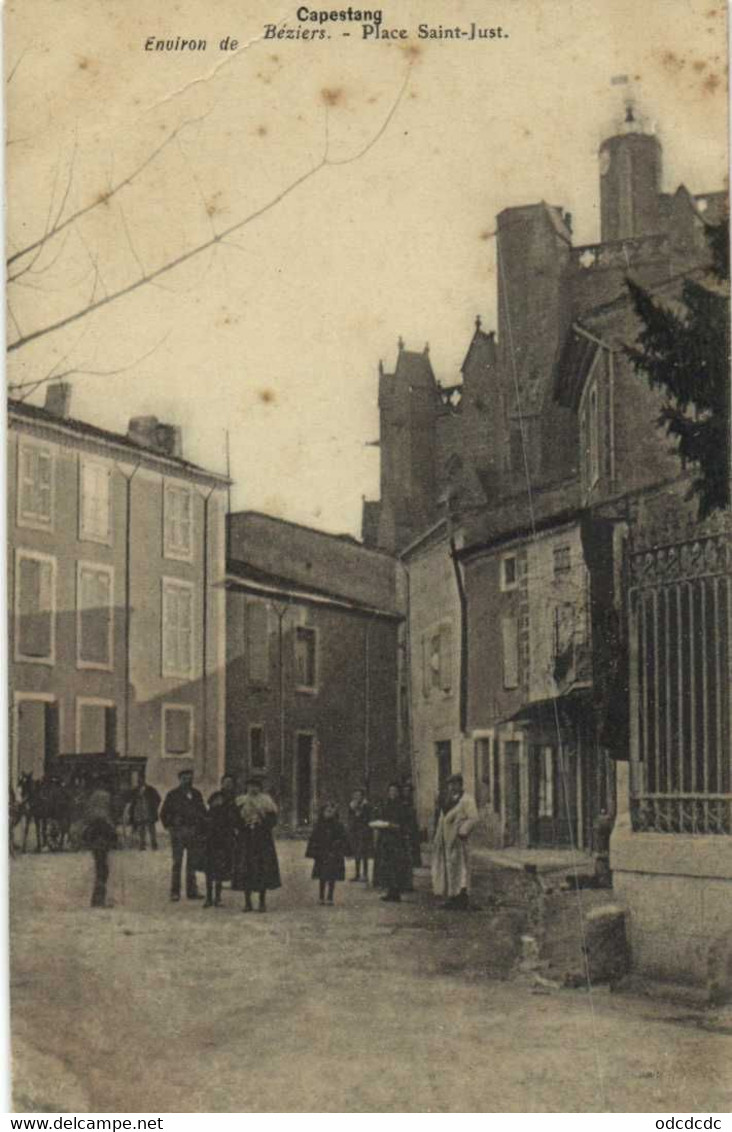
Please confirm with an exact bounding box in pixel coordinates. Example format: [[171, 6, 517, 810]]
[[599, 107, 663, 242]]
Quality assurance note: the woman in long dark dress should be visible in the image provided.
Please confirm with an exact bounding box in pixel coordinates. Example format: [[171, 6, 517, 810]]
[[202, 775, 239, 908], [306, 802, 349, 905], [372, 783, 411, 903], [232, 776, 281, 913], [347, 788, 373, 883]]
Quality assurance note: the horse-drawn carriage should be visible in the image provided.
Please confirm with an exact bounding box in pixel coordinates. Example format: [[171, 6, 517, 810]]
[[13, 754, 148, 853]]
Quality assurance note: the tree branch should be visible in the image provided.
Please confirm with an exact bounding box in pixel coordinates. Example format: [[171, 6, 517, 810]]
[[7, 112, 212, 271], [8, 68, 411, 355]]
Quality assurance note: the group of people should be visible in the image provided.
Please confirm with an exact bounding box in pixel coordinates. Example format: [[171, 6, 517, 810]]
[[305, 781, 422, 905], [82, 766, 481, 914]]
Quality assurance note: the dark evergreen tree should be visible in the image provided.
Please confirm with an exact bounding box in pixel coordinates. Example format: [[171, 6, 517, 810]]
[[625, 218, 730, 518]]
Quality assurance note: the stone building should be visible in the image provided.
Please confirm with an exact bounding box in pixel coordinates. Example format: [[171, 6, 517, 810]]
[[8, 384, 229, 794], [365, 103, 727, 865], [225, 511, 404, 826]]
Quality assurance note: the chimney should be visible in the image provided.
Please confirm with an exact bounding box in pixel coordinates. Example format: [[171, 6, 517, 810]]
[[154, 423, 183, 459], [127, 415, 183, 458], [44, 382, 72, 419]]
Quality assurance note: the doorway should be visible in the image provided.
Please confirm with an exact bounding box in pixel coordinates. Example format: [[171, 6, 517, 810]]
[[295, 733, 315, 826], [504, 740, 521, 846], [529, 743, 578, 847], [14, 697, 59, 783]]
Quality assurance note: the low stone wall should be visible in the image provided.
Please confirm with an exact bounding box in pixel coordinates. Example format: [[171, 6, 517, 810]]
[[611, 822, 732, 997]]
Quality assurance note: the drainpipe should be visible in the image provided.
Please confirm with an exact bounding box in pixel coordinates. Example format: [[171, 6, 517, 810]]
[[201, 486, 216, 782], [363, 616, 371, 790], [121, 462, 141, 758], [448, 530, 469, 736], [271, 601, 289, 810]]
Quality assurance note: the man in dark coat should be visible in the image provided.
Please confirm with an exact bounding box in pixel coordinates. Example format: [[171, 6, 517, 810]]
[[129, 773, 161, 851], [232, 776, 281, 913], [160, 769, 207, 901]]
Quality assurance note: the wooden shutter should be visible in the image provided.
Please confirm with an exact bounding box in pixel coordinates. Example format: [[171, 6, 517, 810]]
[[439, 623, 453, 692], [422, 632, 430, 697], [502, 615, 519, 689]]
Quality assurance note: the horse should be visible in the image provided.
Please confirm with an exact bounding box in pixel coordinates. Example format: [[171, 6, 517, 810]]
[[16, 773, 72, 852]]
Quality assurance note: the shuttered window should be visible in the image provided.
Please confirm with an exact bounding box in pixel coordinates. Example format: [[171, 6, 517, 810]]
[[164, 483, 193, 560], [80, 459, 111, 543], [16, 552, 55, 662], [295, 626, 317, 689], [78, 563, 113, 668], [163, 705, 194, 756], [77, 701, 116, 755], [246, 601, 270, 685], [422, 622, 454, 696], [18, 441, 53, 529], [439, 623, 453, 692], [502, 615, 519, 689], [162, 579, 194, 678]]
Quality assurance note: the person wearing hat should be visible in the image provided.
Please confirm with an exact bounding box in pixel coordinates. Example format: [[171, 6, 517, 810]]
[[232, 775, 281, 913], [431, 773, 480, 910], [160, 768, 207, 901]]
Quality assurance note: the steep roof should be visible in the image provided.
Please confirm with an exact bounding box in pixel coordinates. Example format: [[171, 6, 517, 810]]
[[460, 323, 497, 377]]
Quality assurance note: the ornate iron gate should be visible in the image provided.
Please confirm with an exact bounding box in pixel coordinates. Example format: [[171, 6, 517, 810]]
[[628, 511, 732, 834]]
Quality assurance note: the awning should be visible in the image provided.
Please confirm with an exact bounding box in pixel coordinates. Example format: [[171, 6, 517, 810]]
[[501, 686, 592, 730]]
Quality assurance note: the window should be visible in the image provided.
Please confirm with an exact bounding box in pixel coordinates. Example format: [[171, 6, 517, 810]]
[[246, 601, 270, 686], [295, 626, 317, 690], [501, 615, 519, 689], [553, 602, 576, 657], [162, 704, 194, 757], [501, 554, 518, 592], [17, 440, 53, 530], [249, 725, 266, 769], [163, 482, 193, 560], [422, 623, 453, 697], [77, 699, 116, 755], [15, 551, 55, 663], [553, 545, 571, 576], [80, 458, 111, 543], [162, 579, 194, 678], [77, 563, 113, 669]]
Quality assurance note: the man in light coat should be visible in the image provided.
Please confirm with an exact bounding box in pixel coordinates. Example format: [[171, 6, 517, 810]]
[[431, 773, 480, 910]]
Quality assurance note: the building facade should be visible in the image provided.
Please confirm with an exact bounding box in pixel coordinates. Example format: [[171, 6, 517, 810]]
[[8, 385, 229, 794], [365, 104, 726, 876], [401, 520, 464, 834], [226, 512, 404, 826]]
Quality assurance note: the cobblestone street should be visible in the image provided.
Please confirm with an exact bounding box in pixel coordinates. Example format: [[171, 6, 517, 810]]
[[10, 840, 732, 1113]]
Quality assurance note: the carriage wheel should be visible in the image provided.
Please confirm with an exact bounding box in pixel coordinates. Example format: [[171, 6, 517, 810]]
[[46, 820, 64, 852]]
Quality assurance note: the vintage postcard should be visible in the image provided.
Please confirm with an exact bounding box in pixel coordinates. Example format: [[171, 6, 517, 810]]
[[5, 0, 732, 1115]]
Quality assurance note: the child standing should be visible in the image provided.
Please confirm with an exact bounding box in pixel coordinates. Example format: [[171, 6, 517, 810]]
[[306, 803, 348, 905]]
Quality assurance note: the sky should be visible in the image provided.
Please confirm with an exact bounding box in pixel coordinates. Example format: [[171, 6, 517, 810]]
[[5, 0, 729, 536]]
